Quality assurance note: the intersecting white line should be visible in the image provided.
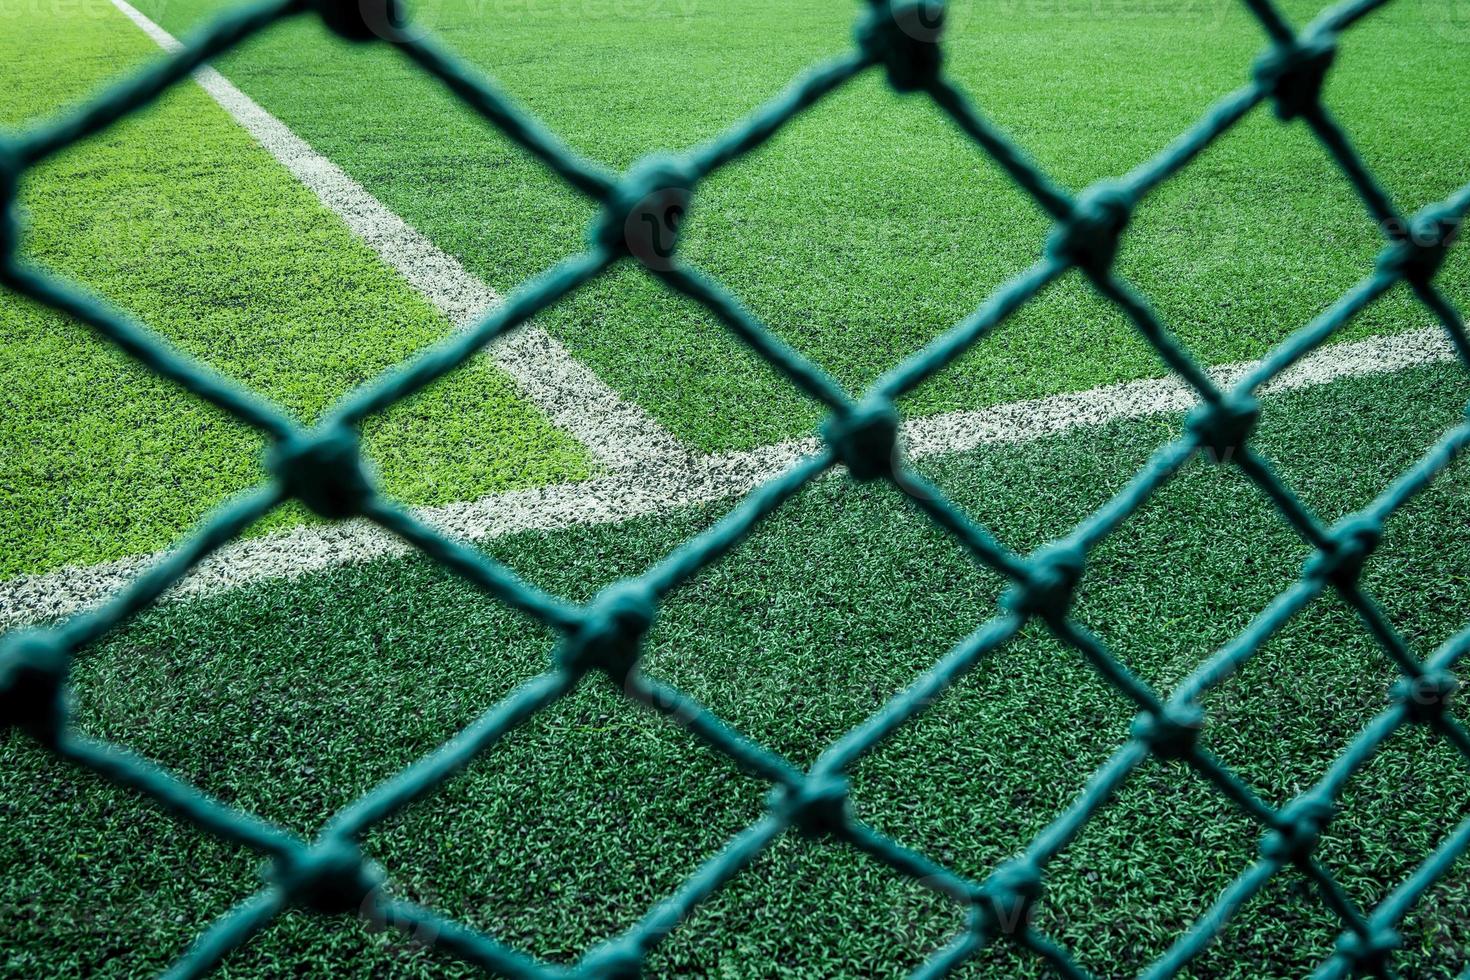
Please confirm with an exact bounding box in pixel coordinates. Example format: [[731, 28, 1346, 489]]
[[109, 0, 690, 472], [1, 326, 1455, 630], [12, 1, 1458, 631]]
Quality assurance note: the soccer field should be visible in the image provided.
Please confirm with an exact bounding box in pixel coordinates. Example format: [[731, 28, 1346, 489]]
[[3, 0, 1470, 976]]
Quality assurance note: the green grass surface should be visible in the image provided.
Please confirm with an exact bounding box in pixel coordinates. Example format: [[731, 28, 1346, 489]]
[[139, 0, 1470, 452], [0, 0, 591, 579], [4, 362, 1470, 977], [6, 1, 1470, 975]]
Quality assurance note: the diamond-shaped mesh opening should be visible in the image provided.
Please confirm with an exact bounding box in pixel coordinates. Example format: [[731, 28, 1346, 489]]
[[1112, 115, 1388, 362], [646, 832, 967, 976], [1249, 362, 1470, 523], [1067, 449, 1298, 690], [1312, 726, 1470, 919], [1030, 756, 1261, 975], [1393, 868, 1470, 978], [1194, 595, 1398, 796], [542, 265, 826, 453], [1184, 868, 1346, 978], [686, 76, 1054, 376], [1324, 0, 1470, 214], [911, 408, 1173, 555], [3, 0, 1470, 975], [363, 689, 767, 969], [1352, 420, 1470, 655], [66, 554, 556, 836], [640, 477, 1001, 762], [0, 740, 252, 975], [846, 625, 1130, 869]]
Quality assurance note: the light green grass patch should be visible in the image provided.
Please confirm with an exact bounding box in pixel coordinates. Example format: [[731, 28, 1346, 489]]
[[3, 361, 1469, 977], [0, 0, 591, 580], [146, 0, 1470, 451]]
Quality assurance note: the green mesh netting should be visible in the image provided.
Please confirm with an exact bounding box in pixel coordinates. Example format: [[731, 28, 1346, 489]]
[[2, 0, 1469, 976]]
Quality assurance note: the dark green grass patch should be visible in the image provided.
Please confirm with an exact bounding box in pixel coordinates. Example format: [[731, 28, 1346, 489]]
[[4, 362, 1470, 977], [144, 0, 1470, 451], [0, 0, 591, 579]]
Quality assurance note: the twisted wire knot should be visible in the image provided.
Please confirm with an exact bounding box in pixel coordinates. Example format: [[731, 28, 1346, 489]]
[[1253, 32, 1337, 122], [1334, 926, 1401, 976], [0, 138, 17, 262], [1391, 670, 1458, 724], [592, 155, 695, 271], [822, 397, 900, 481], [768, 773, 850, 838], [267, 838, 383, 915], [1378, 203, 1459, 288], [977, 859, 1042, 937], [1131, 702, 1204, 761], [1002, 542, 1084, 622], [558, 579, 656, 682], [574, 936, 645, 980], [0, 629, 70, 745], [1304, 515, 1382, 588], [1046, 182, 1134, 277], [1260, 793, 1334, 864], [266, 424, 375, 520], [308, 0, 405, 42], [857, 0, 945, 94], [1186, 392, 1260, 464]]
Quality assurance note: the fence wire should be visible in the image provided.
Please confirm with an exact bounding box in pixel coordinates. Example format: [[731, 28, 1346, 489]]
[[2, 0, 1469, 976]]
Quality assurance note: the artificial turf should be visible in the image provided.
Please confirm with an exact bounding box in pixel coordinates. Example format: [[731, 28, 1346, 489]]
[[6, 0, 1470, 975], [0, 0, 591, 579], [138, 0, 1470, 452], [4, 359, 1470, 977]]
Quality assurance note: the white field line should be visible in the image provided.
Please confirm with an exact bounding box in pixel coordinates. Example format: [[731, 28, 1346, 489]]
[[108, 0, 688, 472], [0, 326, 1455, 630]]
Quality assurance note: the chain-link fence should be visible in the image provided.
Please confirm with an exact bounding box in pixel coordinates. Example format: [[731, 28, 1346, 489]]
[[2, 0, 1468, 975]]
